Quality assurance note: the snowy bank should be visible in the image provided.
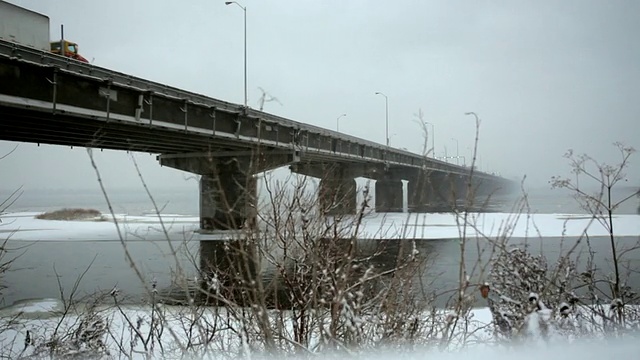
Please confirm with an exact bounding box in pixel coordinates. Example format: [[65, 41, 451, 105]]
[[0, 298, 638, 359]]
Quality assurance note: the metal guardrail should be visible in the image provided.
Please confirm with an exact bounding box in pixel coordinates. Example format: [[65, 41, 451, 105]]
[[0, 39, 504, 181]]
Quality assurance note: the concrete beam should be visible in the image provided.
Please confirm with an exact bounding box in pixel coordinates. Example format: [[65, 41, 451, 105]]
[[159, 149, 299, 175], [290, 161, 382, 179]]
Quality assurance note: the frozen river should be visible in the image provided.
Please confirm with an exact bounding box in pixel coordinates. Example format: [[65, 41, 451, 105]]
[[1, 208, 639, 308]]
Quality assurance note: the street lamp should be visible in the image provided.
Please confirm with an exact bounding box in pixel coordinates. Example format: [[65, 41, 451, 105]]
[[465, 112, 479, 123], [451, 137, 459, 165], [465, 112, 481, 170], [336, 113, 347, 132], [225, 1, 247, 107], [424, 121, 435, 157], [374, 92, 389, 146]]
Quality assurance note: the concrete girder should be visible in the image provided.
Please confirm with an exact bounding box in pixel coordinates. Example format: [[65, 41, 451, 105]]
[[290, 161, 383, 180], [159, 149, 300, 175]]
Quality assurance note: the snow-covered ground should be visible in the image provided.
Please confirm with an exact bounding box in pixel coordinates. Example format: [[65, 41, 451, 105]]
[[0, 298, 638, 359], [0, 299, 492, 359], [2, 211, 639, 241]]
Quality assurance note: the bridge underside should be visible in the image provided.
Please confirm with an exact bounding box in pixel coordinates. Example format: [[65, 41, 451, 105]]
[[0, 106, 249, 153]]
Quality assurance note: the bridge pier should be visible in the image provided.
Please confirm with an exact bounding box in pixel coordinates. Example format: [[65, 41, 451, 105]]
[[160, 151, 297, 229], [290, 163, 361, 215], [319, 176, 357, 215], [199, 165, 257, 231], [375, 177, 403, 213], [407, 170, 431, 213], [453, 174, 468, 206], [159, 151, 297, 305], [406, 171, 461, 212], [408, 170, 514, 212], [433, 172, 459, 211]]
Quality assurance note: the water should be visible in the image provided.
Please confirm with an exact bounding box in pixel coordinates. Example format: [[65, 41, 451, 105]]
[[7, 186, 200, 216], [415, 235, 640, 305], [3, 235, 639, 309], [1, 239, 199, 307], [1, 185, 639, 308]]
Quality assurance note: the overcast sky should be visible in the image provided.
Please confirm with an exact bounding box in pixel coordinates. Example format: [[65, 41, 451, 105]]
[[1, 0, 639, 192]]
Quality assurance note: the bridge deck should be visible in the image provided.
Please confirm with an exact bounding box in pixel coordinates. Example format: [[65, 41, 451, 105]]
[[0, 40, 505, 182]]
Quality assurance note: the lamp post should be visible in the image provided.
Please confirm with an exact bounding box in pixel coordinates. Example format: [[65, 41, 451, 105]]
[[225, 1, 247, 107], [424, 121, 435, 157], [336, 113, 347, 132], [451, 137, 459, 165], [465, 112, 481, 170], [374, 92, 389, 146]]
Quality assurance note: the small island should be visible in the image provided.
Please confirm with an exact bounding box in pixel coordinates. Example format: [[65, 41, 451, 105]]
[[35, 208, 105, 221]]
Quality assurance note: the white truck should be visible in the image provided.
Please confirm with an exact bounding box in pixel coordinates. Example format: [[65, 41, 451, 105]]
[[0, 0, 88, 62], [0, 0, 50, 51]]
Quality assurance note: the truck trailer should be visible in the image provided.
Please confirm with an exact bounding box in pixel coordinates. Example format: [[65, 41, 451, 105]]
[[0, 0, 88, 62]]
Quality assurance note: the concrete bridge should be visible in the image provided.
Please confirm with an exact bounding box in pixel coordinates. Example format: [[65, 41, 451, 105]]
[[0, 40, 513, 234]]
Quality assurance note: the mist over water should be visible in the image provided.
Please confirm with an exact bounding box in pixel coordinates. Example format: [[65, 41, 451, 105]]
[[7, 186, 200, 216], [6, 183, 640, 217]]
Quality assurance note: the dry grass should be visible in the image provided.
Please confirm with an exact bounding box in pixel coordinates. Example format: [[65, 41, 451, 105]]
[[35, 208, 105, 221]]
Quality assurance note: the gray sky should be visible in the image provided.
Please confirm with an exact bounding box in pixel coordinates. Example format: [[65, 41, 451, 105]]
[[1, 0, 639, 192]]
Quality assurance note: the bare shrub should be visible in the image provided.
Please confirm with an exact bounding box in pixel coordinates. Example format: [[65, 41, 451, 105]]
[[191, 171, 432, 356], [36, 208, 104, 221], [483, 143, 640, 342]]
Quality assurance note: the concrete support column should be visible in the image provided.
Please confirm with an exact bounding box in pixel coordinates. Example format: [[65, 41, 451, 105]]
[[159, 154, 260, 305], [319, 176, 357, 215], [158, 154, 257, 231], [435, 172, 458, 211], [453, 174, 468, 207], [198, 237, 259, 306], [375, 178, 403, 213], [198, 161, 258, 305], [199, 164, 256, 231], [407, 172, 432, 213], [407, 171, 460, 212]]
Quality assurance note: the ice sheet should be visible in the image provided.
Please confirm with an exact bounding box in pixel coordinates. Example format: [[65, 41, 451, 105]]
[[1, 211, 639, 241]]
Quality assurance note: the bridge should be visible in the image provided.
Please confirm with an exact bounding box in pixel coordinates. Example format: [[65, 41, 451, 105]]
[[0, 40, 513, 233]]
